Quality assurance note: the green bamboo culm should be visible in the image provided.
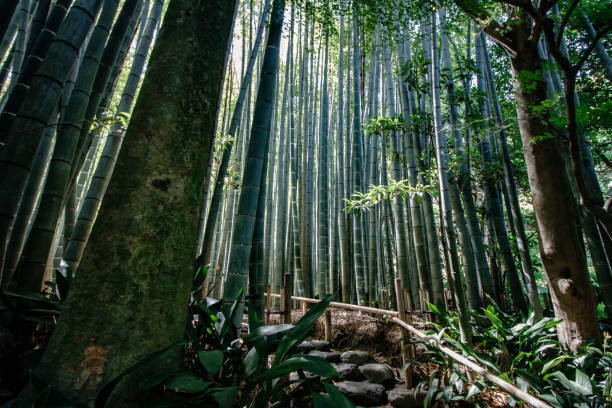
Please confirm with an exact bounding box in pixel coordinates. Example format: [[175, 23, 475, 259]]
[[0, 0, 73, 142], [0, 0, 105, 286], [9, 0, 126, 291], [223, 0, 286, 327], [62, 0, 166, 274]]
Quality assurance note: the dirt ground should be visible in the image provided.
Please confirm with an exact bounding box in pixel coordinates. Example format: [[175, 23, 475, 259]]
[[267, 307, 424, 368], [266, 307, 511, 407]]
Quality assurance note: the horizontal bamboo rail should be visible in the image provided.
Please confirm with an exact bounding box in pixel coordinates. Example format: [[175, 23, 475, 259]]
[[264, 282, 552, 408], [266, 292, 399, 317]]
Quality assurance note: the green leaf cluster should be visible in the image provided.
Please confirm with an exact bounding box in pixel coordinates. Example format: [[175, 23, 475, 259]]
[[409, 303, 612, 407], [93, 278, 354, 408]]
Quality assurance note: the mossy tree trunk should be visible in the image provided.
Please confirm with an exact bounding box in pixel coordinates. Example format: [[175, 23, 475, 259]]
[[34, 0, 237, 404]]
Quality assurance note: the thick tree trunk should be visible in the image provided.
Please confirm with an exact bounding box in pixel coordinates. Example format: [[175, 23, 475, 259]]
[[34, 1, 237, 404], [62, 0, 165, 274], [509, 45, 600, 351]]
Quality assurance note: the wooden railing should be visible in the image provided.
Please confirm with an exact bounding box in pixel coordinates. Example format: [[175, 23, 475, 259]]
[[263, 274, 552, 408]]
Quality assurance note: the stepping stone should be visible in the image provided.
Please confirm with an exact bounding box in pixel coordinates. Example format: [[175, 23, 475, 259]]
[[336, 381, 387, 406], [308, 350, 341, 362], [331, 362, 361, 381], [310, 340, 331, 351], [298, 340, 330, 352], [297, 341, 314, 351], [358, 363, 394, 385], [387, 389, 427, 408], [341, 350, 370, 364]]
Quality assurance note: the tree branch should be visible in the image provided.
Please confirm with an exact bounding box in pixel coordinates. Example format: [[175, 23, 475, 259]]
[[498, 0, 546, 25], [575, 25, 612, 72], [555, 0, 580, 46], [538, 0, 559, 14], [605, 196, 612, 213], [482, 23, 519, 57], [586, 141, 612, 171]]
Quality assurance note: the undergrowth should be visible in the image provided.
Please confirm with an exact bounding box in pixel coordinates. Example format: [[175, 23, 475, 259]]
[[407, 302, 612, 407]]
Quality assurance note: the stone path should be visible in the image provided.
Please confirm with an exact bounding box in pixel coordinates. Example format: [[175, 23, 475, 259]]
[[296, 340, 428, 408]]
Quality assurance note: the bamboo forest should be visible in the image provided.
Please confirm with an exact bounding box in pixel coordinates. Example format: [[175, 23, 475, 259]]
[[0, 0, 611, 406]]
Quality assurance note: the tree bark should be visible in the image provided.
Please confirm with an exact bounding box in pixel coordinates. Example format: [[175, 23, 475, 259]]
[[509, 43, 600, 350], [34, 0, 237, 404]]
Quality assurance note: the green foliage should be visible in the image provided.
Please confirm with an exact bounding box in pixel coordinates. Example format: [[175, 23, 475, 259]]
[[94, 277, 353, 408], [0, 265, 71, 351], [364, 116, 406, 136], [88, 108, 131, 134], [409, 304, 612, 407], [345, 179, 436, 215], [401, 50, 431, 100]]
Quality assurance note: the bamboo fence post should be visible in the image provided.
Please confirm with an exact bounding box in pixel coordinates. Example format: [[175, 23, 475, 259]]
[[301, 300, 308, 315], [324, 309, 332, 342], [280, 273, 288, 324], [280, 286, 286, 322], [403, 288, 417, 381], [283, 273, 293, 324], [419, 289, 425, 311], [265, 284, 271, 325], [394, 278, 413, 388]]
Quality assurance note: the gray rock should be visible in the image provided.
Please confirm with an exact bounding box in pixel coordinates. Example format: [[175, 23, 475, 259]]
[[289, 370, 318, 383], [310, 340, 331, 351], [336, 381, 387, 406], [297, 341, 314, 351], [341, 350, 371, 364], [326, 351, 342, 363], [331, 362, 361, 380], [387, 389, 427, 408], [308, 349, 341, 362], [298, 340, 331, 352], [358, 363, 394, 384]]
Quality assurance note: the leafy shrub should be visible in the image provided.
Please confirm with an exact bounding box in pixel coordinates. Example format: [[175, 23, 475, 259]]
[[407, 303, 612, 407], [95, 269, 354, 408]]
